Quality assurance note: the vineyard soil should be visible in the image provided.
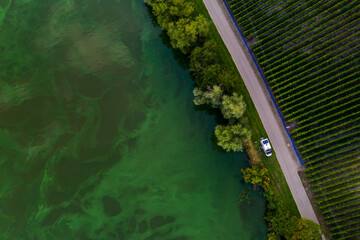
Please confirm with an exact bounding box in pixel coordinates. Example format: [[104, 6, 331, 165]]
[[225, 0, 360, 238]]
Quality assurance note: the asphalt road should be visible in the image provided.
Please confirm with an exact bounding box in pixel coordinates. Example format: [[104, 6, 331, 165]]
[[202, 0, 319, 223]]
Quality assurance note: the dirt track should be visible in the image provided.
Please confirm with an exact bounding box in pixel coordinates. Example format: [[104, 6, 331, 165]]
[[202, 0, 319, 223]]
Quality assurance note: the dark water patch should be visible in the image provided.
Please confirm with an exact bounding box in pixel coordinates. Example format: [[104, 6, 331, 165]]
[[56, 156, 109, 189], [66, 68, 110, 98], [139, 219, 148, 233], [0, 97, 57, 129], [167, 237, 188, 240], [150, 215, 175, 230], [46, 187, 74, 206], [116, 221, 126, 239], [122, 136, 139, 150], [102, 196, 121, 217], [145, 227, 173, 240], [158, 31, 190, 70], [42, 204, 83, 226], [123, 110, 146, 133], [135, 208, 146, 215], [53, 133, 74, 150], [128, 216, 137, 233], [97, 87, 130, 145]]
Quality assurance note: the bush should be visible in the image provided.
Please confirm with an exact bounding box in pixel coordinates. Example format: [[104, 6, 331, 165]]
[[221, 93, 246, 120], [215, 124, 251, 152]]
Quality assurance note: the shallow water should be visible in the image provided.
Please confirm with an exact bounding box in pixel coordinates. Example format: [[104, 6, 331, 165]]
[[0, 0, 267, 239]]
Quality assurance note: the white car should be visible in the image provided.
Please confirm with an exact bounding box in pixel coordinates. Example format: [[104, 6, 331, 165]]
[[260, 138, 272, 157]]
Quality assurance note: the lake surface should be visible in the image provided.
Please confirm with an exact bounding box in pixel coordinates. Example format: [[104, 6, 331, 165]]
[[0, 0, 267, 239]]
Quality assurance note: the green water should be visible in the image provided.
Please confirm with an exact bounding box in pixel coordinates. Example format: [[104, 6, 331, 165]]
[[0, 0, 267, 239]]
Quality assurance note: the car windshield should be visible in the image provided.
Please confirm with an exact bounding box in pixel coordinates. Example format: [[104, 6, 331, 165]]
[[266, 149, 272, 154]]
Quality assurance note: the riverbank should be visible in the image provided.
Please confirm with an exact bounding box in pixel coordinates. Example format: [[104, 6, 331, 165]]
[[144, 0, 326, 238], [191, 0, 299, 217]]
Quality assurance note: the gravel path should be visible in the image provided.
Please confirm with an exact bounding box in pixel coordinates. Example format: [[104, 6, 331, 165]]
[[202, 0, 319, 223]]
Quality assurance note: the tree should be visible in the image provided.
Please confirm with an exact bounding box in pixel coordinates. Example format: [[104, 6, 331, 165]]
[[218, 68, 241, 93], [152, 1, 172, 28], [291, 218, 322, 240], [151, 0, 194, 30], [266, 207, 322, 240], [193, 85, 223, 107], [168, 0, 194, 19], [193, 14, 210, 40], [199, 63, 221, 89], [190, 40, 217, 79], [242, 163, 271, 191], [270, 211, 298, 239], [193, 87, 207, 106], [215, 124, 251, 152], [167, 15, 210, 54], [221, 93, 246, 119], [267, 232, 279, 240]]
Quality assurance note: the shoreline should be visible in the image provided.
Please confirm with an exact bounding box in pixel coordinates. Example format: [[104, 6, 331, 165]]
[[201, 0, 320, 224], [145, 0, 322, 238]]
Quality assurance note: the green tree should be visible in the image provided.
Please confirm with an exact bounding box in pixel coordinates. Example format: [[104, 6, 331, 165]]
[[199, 63, 221, 89], [266, 206, 321, 240], [168, 0, 194, 20], [190, 40, 217, 79], [267, 232, 279, 240], [167, 15, 210, 54], [215, 124, 251, 152], [193, 85, 223, 107], [151, 0, 194, 30], [152, 1, 171, 28], [270, 211, 298, 239], [291, 218, 322, 240], [242, 164, 271, 189], [221, 93, 246, 119], [218, 68, 240, 93]]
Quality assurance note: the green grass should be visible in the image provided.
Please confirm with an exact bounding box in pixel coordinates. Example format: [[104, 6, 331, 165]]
[[192, 0, 300, 217]]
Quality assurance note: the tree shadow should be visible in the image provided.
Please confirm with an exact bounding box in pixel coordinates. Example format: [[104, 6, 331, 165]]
[[158, 31, 190, 70], [193, 103, 231, 153], [144, 3, 190, 70], [145, 3, 160, 28]]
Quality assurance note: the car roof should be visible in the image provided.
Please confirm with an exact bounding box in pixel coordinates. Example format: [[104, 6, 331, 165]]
[[261, 139, 271, 149]]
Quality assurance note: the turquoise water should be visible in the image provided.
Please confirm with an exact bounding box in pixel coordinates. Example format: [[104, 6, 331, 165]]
[[0, 0, 267, 239]]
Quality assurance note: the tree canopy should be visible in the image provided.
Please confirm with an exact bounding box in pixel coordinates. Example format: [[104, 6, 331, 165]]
[[151, 0, 194, 30], [242, 163, 271, 192], [190, 40, 217, 79], [221, 93, 246, 119], [193, 85, 223, 107], [291, 218, 322, 240], [167, 15, 210, 54], [215, 124, 251, 152]]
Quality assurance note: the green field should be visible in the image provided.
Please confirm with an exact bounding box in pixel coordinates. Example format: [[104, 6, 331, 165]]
[[226, 0, 360, 238]]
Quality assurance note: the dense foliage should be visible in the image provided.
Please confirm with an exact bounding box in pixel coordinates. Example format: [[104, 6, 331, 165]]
[[242, 164, 322, 240], [215, 124, 251, 152], [226, 0, 360, 238], [193, 85, 249, 150]]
